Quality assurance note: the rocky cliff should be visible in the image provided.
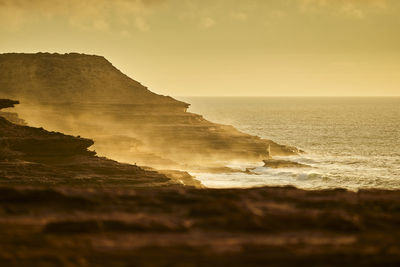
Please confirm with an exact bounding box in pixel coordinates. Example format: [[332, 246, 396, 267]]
[[0, 53, 184, 105], [0, 99, 26, 125], [0, 53, 299, 168], [0, 99, 200, 187]]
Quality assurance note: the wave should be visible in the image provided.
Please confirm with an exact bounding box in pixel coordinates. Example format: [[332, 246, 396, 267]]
[[191, 153, 400, 190]]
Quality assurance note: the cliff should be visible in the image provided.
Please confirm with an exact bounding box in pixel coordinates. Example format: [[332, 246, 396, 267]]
[[0, 53, 187, 106], [0, 53, 299, 168], [0, 99, 19, 109], [0, 99, 200, 187], [0, 99, 27, 125]]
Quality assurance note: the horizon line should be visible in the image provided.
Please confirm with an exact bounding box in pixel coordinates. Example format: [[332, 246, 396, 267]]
[[176, 95, 400, 98]]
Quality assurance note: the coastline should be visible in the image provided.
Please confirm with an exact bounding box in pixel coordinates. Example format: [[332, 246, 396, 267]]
[[0, 55, 399, 265]]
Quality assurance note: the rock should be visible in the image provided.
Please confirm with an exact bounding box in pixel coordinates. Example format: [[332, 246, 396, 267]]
[[0, 99, 201, 187], [245, 168, 259, 175], [0, 99, 19, 110], [263, 159, 311, 168], [0, 53, 300, 168], [0, 99, 27, 125]]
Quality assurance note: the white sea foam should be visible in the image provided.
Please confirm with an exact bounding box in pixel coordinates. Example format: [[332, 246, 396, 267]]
[[184, 97, 400, 190]]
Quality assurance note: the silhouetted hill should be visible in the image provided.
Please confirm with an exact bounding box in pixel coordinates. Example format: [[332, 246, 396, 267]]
[[0, 53, 187, 106]]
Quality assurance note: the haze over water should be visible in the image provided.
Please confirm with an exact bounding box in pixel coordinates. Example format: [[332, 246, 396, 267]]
[[183, 97, 400, 190]]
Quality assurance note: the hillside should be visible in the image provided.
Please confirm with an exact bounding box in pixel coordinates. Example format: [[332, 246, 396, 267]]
[[0, 53, 186, 106], [0, 53, 300, 168]]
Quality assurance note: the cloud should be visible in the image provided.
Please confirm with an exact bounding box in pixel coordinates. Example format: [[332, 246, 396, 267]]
[[0, 0, 393, 33], [298, 0, 388, 17], [0, 4, 26, 31], [269, 10, 287, 19], [231, 11, 248, 21], [135, 17, 150, 32], [0, 0, 164, 32], [199, 17, 216, 29], [92, 19, 111, 32]]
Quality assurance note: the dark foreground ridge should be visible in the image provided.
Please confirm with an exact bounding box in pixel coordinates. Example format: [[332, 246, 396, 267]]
[[1, 186, 400, 266]]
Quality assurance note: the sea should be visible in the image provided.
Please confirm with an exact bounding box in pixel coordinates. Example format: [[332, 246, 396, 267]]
[[181, 97, 400, 190]]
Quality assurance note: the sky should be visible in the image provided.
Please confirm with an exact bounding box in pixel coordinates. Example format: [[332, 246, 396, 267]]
[[1, 0, 399, 96]]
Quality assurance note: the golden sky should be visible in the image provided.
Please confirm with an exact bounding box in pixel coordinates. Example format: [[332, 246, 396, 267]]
[[1, 0, 399, 96]]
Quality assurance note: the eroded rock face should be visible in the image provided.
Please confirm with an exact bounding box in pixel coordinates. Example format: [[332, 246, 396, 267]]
[[0, 53, 300, 168], [0, 99, 26, 125], [0, 115, 95, 161], [0, 99, 19, 109], [0, 99, 200, 187]]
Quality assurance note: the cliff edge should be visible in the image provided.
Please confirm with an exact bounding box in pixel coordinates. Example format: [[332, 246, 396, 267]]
[[0, 99, 201, 187], [0, 53, 300, 168]]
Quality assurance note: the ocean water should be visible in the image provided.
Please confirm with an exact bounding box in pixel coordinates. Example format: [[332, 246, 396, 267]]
[[181, 97, 400, 190]]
